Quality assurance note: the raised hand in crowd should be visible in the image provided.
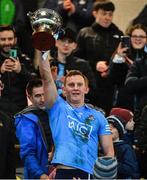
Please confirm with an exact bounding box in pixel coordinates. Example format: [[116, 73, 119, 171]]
[[96, 61, 109, 78], [63, 0, 75, 14], [114, 42, 133, 65]]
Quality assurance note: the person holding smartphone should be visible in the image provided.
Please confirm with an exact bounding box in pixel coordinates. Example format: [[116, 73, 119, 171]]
[[0, 25, 36, 118], [109, 24, 147, 112], [1, 51, 22, 74]]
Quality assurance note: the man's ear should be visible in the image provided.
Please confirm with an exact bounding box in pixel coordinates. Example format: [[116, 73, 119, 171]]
[[72, 42, 77, 50], [27, 96, 33, 106], [62, 86, 66, 97], [92, 10, 97, 18], [26, 90, 32, 101], [85, 86, 89, 94]]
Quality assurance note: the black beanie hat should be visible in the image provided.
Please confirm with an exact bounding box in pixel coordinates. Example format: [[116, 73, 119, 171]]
[[57, 27, 76, 42]]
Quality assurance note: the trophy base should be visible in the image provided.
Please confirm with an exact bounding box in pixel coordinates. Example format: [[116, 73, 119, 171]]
[[32, 31, 55, 51]]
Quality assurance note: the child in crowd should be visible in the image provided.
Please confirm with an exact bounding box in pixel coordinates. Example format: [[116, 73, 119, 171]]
[[109, 107, 135, 145], [107, 114, 140, 179]]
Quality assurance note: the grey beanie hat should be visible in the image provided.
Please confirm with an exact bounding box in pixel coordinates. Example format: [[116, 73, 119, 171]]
[[93, 156, 117, 179]]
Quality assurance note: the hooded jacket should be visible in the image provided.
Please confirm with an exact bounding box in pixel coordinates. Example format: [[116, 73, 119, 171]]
[[15, 107, 52, 179]]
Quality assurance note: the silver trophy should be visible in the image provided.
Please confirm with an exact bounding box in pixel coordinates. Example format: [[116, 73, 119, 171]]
[[27, 8, 63, 51]]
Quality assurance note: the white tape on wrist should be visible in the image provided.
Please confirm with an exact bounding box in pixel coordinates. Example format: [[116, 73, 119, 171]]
[[42, 51, 50, 61], [113, 54, 125, 63]]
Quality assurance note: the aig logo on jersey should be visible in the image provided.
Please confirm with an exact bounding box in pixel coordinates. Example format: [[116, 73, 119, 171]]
[[68, 115, 92, 139]]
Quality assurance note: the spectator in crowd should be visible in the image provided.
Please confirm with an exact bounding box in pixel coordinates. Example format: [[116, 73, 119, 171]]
[[124, 24, 147, 116], [107, 115, 140, 179], [109, 107, 135, 146], [134, 105, 147, 178], [131, 4, 147, 27], [43, 27, 96, 104], [0, 80, 16, 179], [75, 0, 123, 115], [38, 50, 114, 179], [15, 78, 53, 179], [0, 0, 30, 56], [0, 25, 36, 118], [109, 24, 147, 112], [43, 0, 94, 33]]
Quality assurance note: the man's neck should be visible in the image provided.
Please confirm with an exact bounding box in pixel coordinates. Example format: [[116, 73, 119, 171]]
[[67, 100, 84, 108]]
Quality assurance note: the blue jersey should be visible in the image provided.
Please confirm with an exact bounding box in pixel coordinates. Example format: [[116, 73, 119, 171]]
[[48, 96, 111, 174]]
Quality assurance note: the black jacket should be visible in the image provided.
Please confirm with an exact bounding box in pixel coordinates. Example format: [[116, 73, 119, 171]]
[[0, 50, 36, 117], [0, 111, 16, 179], [76, 22, 123, 69], [125, 54, 147, 113], [109, 47, 147, 86], [75, 23, 123, 114], [75, 22, 123, 89], [108, 47, 147, 110]]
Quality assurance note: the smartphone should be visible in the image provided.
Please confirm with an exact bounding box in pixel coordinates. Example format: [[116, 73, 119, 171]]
[[121, 36, 131, 49], [9, 48, 17, 59]]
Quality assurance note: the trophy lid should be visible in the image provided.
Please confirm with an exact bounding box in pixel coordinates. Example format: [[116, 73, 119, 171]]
[[28, 8, 62, 31]]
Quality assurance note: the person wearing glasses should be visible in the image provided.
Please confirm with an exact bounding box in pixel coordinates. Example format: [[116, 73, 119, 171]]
[[108, 23, 147, 179], [125, 24, 147, 179], [109, 24, 147, 112], [125, 24, 147, 114]]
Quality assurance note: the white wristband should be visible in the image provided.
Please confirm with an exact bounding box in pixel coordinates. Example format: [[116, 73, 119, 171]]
[[112, 54, 125, 64], [42, 51, 50, 61]]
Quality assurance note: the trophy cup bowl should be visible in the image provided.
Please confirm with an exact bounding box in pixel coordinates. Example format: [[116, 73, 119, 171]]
[[27, 8, 63, 51]]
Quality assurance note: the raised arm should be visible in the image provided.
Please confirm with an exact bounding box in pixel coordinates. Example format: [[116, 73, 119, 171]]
[[38, 50, 57, 108]]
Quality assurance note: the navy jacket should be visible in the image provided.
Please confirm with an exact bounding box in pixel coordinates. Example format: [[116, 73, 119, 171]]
[[114, 140, 140, 179]]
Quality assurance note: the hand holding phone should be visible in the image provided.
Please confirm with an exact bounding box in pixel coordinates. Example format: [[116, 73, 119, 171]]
[[121, 36, 131, 49], [9, 48, 17, 59]]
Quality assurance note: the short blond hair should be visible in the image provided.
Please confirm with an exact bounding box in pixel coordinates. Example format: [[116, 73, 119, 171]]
[[64, 70, 89, 87]]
